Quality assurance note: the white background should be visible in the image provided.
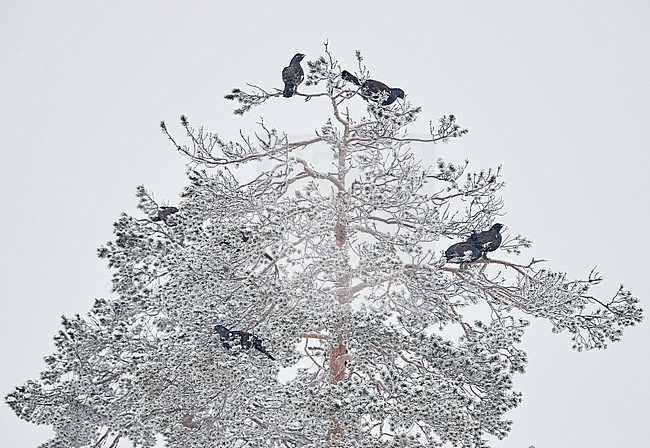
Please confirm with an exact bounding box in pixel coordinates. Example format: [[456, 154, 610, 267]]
[[1, 2, 649, 447]]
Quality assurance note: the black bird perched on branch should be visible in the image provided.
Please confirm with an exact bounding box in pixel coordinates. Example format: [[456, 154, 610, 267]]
[[444, 235, 483, 265], [215, 324, 275, 360], [341, 70, 405, 106], [151, 206, 179, 223], [472, 223, 504, 255], [282, 53, 305, 98]]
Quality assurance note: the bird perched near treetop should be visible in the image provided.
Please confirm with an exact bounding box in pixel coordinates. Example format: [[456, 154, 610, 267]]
[[282, 53, 305, 98], [151, 206, 179, 223], [444, 235, 483, 265], [472, 223, 504, 255], [341, 70, 405, 106]]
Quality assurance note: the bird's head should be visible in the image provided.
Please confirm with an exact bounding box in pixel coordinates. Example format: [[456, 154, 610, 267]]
[[292, 53, 306, 63], [491, 223, 504, 233], [393, 88, 405, 100]]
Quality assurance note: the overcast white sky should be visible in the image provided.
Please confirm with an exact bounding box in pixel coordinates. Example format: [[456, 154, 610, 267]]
[[1, 2, 649, 447]]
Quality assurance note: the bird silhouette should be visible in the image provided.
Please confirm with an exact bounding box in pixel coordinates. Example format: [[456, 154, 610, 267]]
[[472, 223, 504, 255], [282, 53, 305, 98], [214, 324, 275, 360], [151, 206, 179, 223], [341, 70, 405, 106], [445, 234, 483, 265]]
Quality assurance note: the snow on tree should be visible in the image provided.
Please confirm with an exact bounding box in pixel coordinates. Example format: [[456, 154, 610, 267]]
[[6, 45, 644, 448]]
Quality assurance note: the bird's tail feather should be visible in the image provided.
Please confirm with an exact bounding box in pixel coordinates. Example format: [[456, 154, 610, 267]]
[[283, 83, 295, 98], [341, 70, 360, 86]]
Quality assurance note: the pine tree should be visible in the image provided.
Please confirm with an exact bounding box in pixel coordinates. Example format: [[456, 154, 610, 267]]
[[6, 46, 643, 448]]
